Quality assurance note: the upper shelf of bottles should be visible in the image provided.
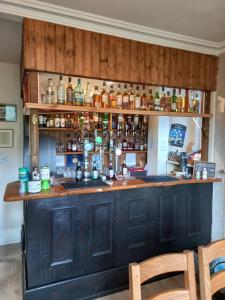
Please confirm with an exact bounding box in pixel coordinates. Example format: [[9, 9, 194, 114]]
[[24, 72, 211, 118]]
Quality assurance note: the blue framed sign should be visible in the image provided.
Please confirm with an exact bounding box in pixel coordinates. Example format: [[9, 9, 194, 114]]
[[169, 124, 187, 147], [0, 104, 17, 122]]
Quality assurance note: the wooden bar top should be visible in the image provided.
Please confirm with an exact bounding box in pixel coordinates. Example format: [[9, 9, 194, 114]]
[[4, 177, 222, 202]]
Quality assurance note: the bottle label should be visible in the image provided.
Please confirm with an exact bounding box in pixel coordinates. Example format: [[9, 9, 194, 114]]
[[77, 170, 82, 180], [135, 97, 141, 109], [109, 169, 114, 179], [116, 95, 122, 106], [171, 103, 176, 111], [55, 118, 60, 127], [123, 167, 128, 176], [92, 170, 98, 180], [102, 94, 109, 104], [129, 95, 134, 102], [123, 96, 129, 103], [84, 96, 92, 104], [60, 119, 65, 127], [75, 94, 84, 105]]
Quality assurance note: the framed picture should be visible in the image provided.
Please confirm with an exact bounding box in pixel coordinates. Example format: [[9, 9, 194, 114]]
[[169, 124, 187, 147], [193, 161, 216, 178], [0, 129, 13, 148], [0, 104, 17, 122]]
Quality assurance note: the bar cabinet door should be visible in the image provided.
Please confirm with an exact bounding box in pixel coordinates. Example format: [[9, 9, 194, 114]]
[[114, 188, 152, 266], [75, 192, 116, 275], [25, 196, 80, 288]]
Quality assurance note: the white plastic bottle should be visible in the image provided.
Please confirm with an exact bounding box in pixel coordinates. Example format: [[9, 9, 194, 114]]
[[202, 168, 208, 180]]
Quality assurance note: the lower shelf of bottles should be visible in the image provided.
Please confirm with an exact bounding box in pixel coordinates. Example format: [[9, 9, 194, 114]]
[[25, 103, 211, 118], [57, 150, 147, 155]]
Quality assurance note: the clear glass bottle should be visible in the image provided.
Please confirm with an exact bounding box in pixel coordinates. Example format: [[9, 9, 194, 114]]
[[171, 89, 177, 112], [60, 114, 65, 128], [141, 85, 147, 110], [189, 91, 195, 113], [194, 93, 200, 113], [122, 84, 129, 109], [84, 82, 92, 107], [54, 114, 60, 128], [57, 75, 65, 104], [45, 78, 55, 104], [154, 91, 160, 111], [101, 81, 109, 108], [66, 77, 73, 105], [116, 84, 123, 109], [109, 85, 116, 108], [129, 84, 135, 110], [74, 78, 84, 106], [93, 86, 101, 108], [135, 86, 141, 110], [176, 89, 183, 112]]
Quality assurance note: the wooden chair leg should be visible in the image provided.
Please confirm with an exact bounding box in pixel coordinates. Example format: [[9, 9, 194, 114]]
[[198, 246, 211, 300], [129, 263, 142, 300]]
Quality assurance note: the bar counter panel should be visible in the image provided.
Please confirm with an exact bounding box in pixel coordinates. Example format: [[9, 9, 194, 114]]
[[16, 181, 216, 300]]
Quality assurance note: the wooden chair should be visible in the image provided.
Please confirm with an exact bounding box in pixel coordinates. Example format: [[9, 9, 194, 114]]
[[199, 239, 225, 300], [129, 251, 197, 300]]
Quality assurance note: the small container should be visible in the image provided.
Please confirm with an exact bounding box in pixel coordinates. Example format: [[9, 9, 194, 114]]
[[19, 167, 28, 182], [28, 180, 41, 193], [202, 168, 208, 180], [195, 170, 201, 180], [19, 181, 27, 194], [40, 166, 50, 180], [41, 180, 50, 190]]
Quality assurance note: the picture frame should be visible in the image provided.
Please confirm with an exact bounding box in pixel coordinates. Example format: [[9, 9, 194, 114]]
[[0, 104, 17, 122], [0, 129, 13, 148], [193, 161, 216, 178]]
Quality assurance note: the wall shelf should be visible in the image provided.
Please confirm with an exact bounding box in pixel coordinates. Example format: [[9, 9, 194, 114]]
[[57, 150, 147, 155], [24, 103, 211, 118]]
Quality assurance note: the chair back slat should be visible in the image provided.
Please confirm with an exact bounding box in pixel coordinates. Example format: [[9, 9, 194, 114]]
[[211, 270, 225, 295], [150, 289, 190, 300], [129, 251, 197, 300], [199, 239, 225, 300], [139, 253, 187, 284]]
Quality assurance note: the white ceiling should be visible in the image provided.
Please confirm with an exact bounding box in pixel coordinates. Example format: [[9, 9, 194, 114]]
[[0, 17, 22, 64], [41, 0, 225, 42]]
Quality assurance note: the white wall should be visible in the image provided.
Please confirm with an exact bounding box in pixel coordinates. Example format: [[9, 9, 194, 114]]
[[0, 62, 23, 245], [210, 53, 225, 241]]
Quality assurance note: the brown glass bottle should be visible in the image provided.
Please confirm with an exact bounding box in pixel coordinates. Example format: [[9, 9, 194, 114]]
[[109, 85, 116, 108], [122, 84, 129, 109], [66, 77, 73, 105], [101, 81, 109, 108], [148, 89, 154, 111], [93, 86, 101, 108]]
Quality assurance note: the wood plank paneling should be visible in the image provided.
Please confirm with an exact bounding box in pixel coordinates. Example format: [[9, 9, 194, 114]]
[[99, 34, 108, 79], [45, 22, 56, 72], [55, 24, 65, 74], [65, 27, 75, 75], [23, 18, 218, 91], [74, 29, 83, 76], [35, 20, 46, 70], [91, 32, 100, 78]]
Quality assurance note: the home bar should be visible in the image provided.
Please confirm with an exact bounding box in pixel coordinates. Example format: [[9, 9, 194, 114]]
[[2, 15, 223, 300]]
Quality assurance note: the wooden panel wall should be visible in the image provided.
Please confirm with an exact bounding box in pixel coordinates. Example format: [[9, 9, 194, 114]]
[[23, 18, 218, 91]]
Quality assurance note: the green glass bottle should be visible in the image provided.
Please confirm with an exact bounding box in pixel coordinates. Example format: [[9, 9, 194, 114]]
[[74, 78, 84, 106], [171, 88, 177, 112]]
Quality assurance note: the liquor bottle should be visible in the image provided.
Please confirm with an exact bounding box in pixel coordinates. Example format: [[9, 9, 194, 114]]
[[122, 84, 129, 109], [101, 81, 109, 108], [160, 87, 167, 111], [108, 161, 114, 179], [98, 113, 103, 129], [93, 86, 101, 108], [135, 86, 141, 110], [76, 162, 82, 181], [176, 89, 183, 112], [49, 115, 54, 128], [184, 89, 189, 113], [189, 91, 195, 113], [112, 114, 117, 129], [194, 93, 200, 113], [45, 78, 55, 104], [166, 91, 171, 112], [54, 114, 60, 128], [39, 115, 44, 127], [122, 136, 128, 150], [103, 113, 108, 130], [116, 84, 123, 109], [65, 114, 72, 128], [60, 114, 65, 128], [66, 77, 73, 105], [109, 85, 116, 108], [141, 85, 147, 110], [171, 89, 177, 112], [92, 161, 98, 180], [129, 84, 135, 110], [67, 139, 72, 152], [93, 113, 98, 128], [72, 138, 77, 152], [122, 160, 128, 177], [57, 75, 65, 104], [74, 78, 84, 106], [84, 82, 92, 107], [154, 91, 160, 111], [148, 89, 154, 111]]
